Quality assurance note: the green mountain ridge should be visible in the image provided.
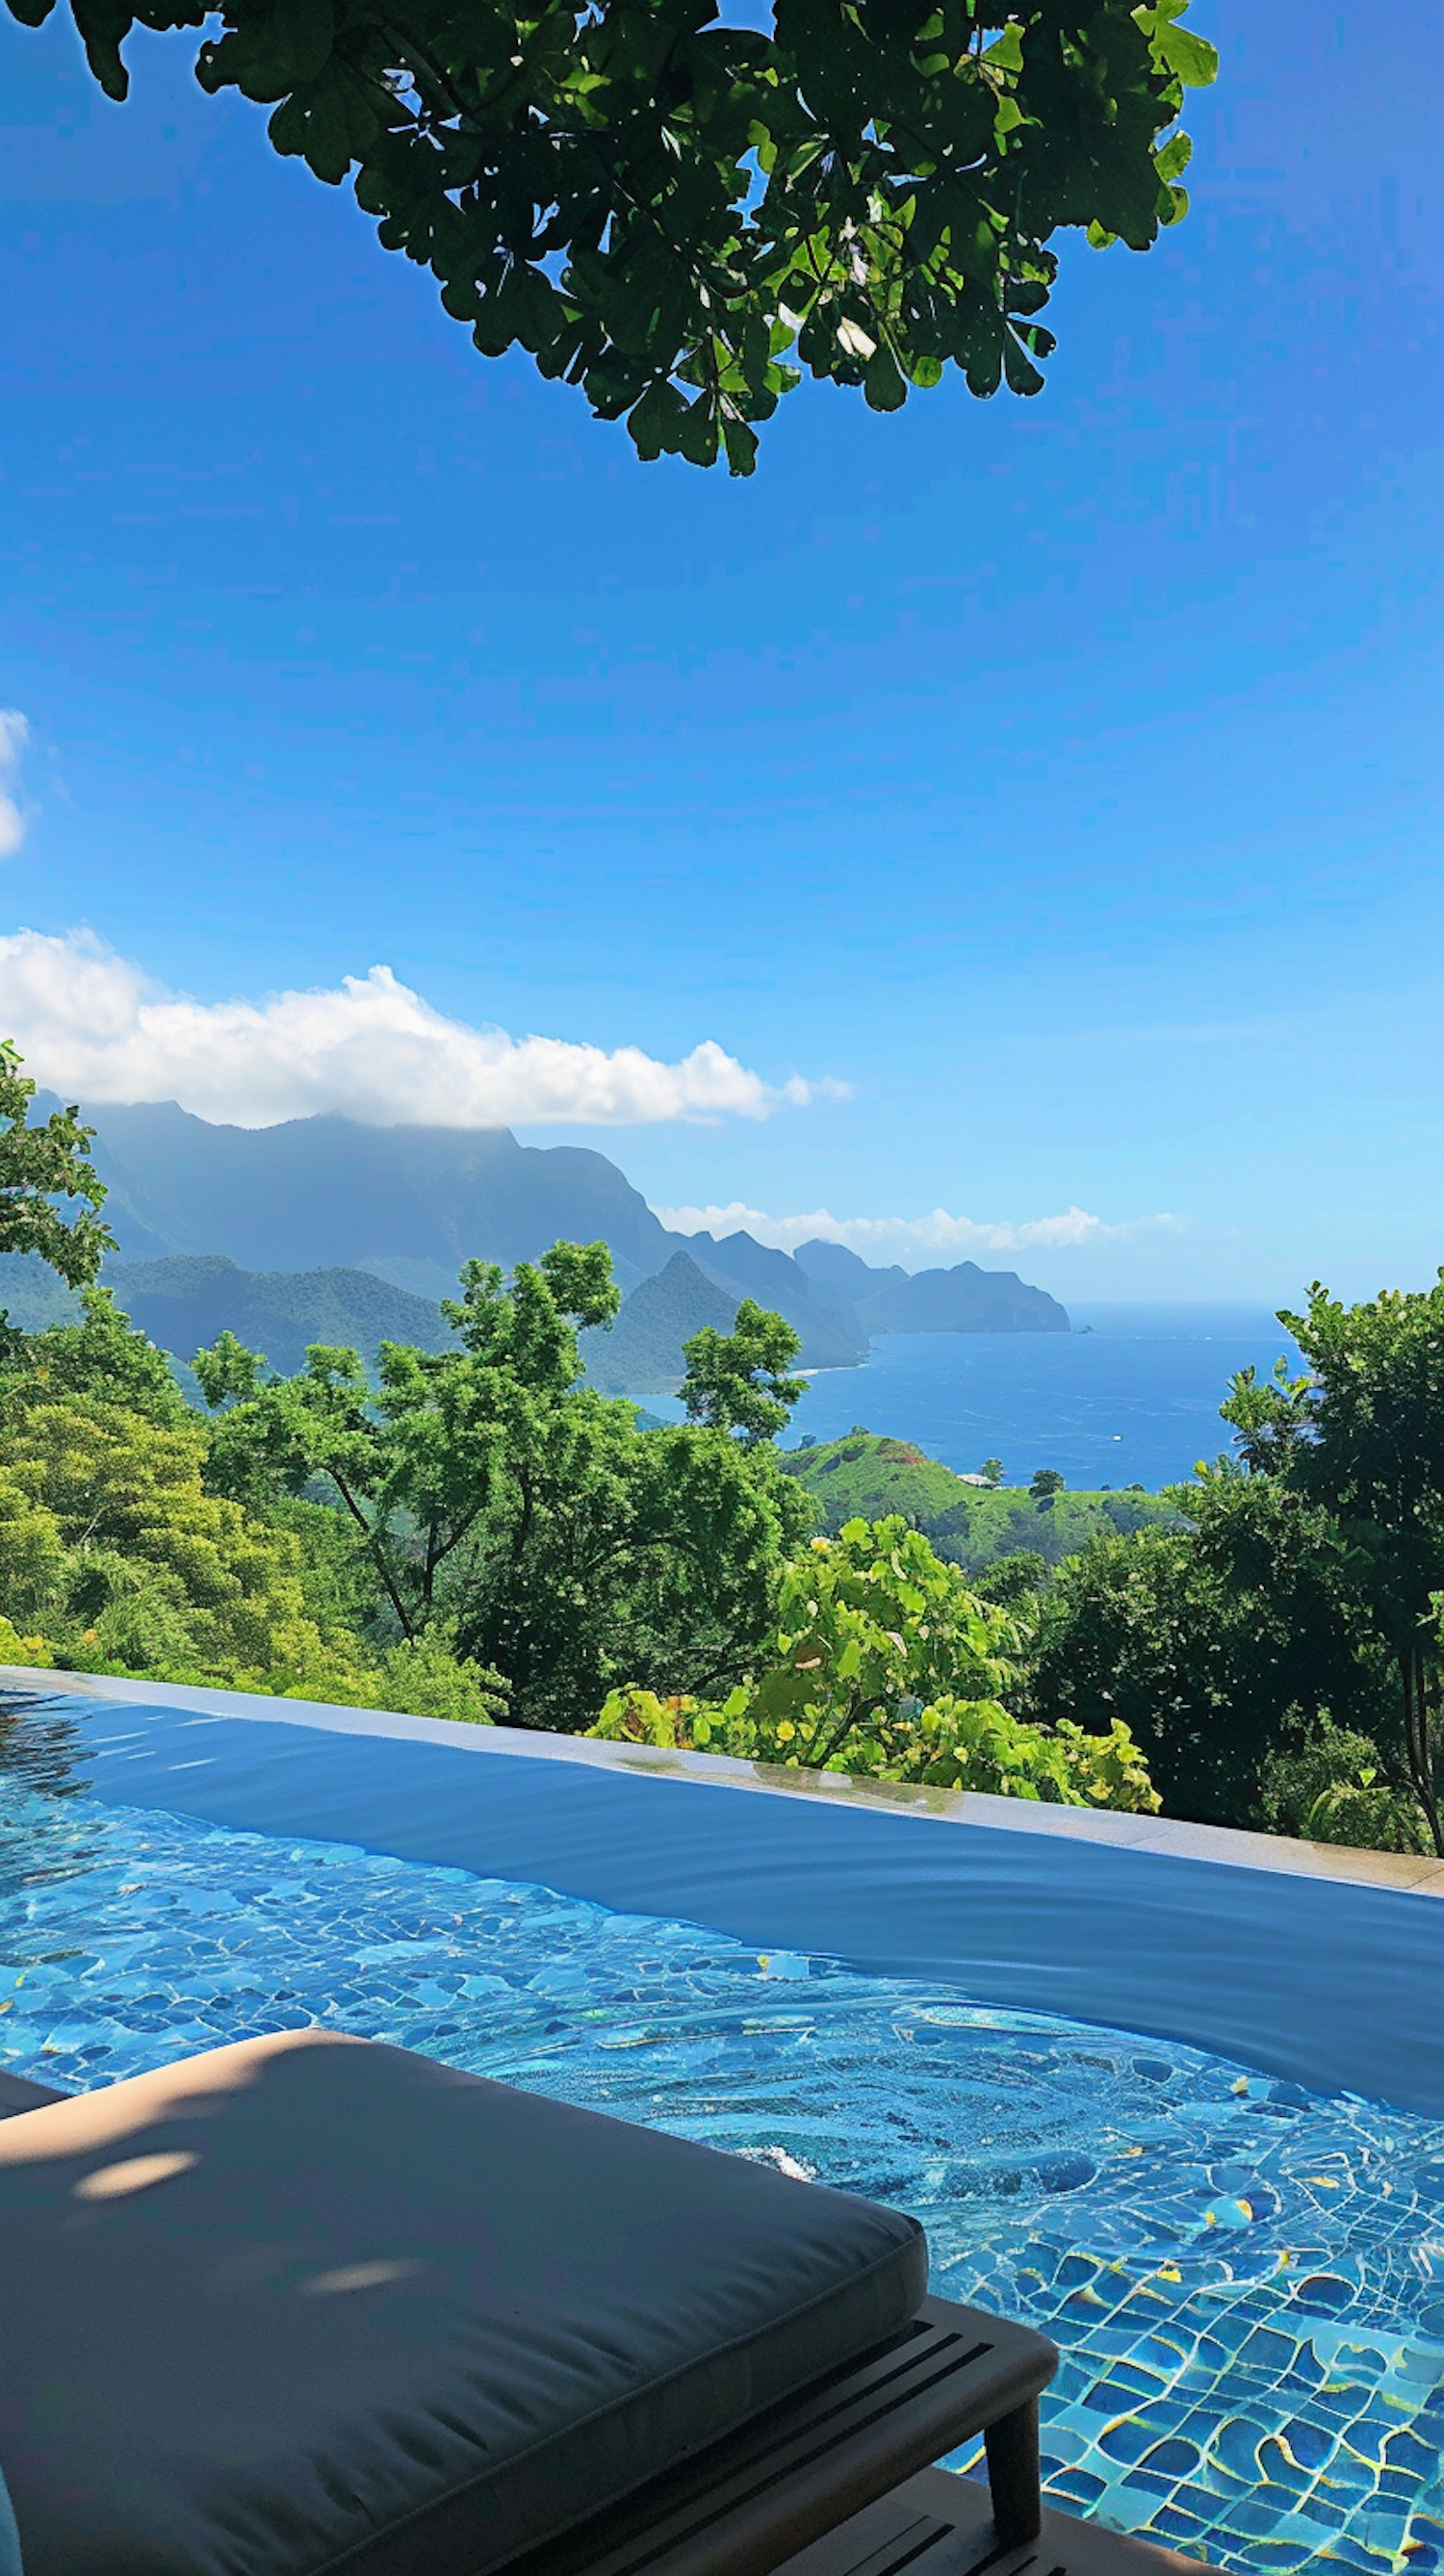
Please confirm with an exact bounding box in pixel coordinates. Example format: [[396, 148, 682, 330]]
[[794, 1239, 1069, 1334], [0, 1252, 455, 1378], [580, 1250, 737, 1395], [29, 1099, 1069, 1371], [4, 1104, 1076, 1409], [0, 1240, 860, 1397], [581, 1248, 867, 1392], [107, 1255, 457, 1377], [47, 1097, 675, 1292]]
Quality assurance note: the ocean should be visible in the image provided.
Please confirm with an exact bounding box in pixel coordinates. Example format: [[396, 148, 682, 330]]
[[774, 1301, 1306, 1493]]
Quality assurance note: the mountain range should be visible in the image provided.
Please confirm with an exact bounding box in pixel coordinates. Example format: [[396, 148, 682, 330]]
[[16, 1097, 1070, 1392]]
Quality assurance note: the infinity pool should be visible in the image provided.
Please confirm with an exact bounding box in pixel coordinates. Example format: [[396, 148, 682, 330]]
[[3, 1719, 1443, 2576]]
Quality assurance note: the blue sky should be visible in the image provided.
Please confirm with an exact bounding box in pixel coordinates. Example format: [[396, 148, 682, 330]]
[[0, 1, 1439, 1301]]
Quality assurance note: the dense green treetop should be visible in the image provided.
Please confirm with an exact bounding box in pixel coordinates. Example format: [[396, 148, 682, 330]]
[[9, 0, 1214, 470], [1212, 1275, 1444, 1851], [5, 1286, 191, 1430], [0, 1290, 503, 1718], [196, 1238, 816, 1726], [680, 1296, 806, 1445], [1022, 1281, 1444, 1852], [0, 1042, 113, 1310], [195, 1243, 622, 1643], [1023, 1507, 1382, 1830]]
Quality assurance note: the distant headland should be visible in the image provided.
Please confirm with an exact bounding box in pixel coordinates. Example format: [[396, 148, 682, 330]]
[[9, 1097, 1069, 1395]]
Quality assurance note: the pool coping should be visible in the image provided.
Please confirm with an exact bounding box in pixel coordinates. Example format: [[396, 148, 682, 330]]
[[8, 1662, 1443, 1899]]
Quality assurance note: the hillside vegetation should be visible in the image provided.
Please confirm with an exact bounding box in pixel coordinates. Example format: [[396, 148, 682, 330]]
[[780, 1431, 1181, 1573], [6, 1049, 1441, 1854], [109, 1256, 455, 1378], [0, 1252, 457, 1383]]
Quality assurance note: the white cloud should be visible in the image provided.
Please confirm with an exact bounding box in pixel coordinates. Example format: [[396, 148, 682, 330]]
[[0, 711, 31, 858], [0, 927, 843, 1129], [654, 1199, 1182, 1269]]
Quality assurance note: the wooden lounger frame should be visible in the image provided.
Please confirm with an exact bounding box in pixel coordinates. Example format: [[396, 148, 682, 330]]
[[0, 2077, 1211, 2574], [777, 2465, 1207, 2576], [506, 2296, 1037, 2576], [512, 2295, 1210, 2576]]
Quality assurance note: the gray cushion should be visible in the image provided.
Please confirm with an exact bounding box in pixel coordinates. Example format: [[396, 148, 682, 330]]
[[0, 2030, 926, 2576]]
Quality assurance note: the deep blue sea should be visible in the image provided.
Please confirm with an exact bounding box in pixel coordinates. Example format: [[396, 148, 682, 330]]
[[770, 1302, 1305, 1492]]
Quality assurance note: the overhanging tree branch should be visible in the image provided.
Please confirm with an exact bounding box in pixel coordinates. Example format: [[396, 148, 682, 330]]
[[9, 0, 1216, 471]]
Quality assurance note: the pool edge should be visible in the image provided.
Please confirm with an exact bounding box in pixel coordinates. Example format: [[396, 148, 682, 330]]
[[7, 1662, 1442, 1901]]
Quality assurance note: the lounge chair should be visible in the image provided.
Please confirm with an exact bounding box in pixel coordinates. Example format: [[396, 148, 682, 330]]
[[0, 2032, 1206, 2575]]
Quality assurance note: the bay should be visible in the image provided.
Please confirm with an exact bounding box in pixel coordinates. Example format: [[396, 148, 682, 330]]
[[778, 1302, 1305, 1494]]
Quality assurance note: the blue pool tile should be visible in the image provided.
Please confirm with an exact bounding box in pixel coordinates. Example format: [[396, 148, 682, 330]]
[[3, 1742, 1442, 2576]]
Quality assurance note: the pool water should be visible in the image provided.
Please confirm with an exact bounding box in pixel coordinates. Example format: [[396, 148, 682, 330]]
[[3, 1766, 1443, 2574]]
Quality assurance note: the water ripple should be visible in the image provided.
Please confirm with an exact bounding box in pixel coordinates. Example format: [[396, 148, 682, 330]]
[[2, 1777, 1441, 2572]]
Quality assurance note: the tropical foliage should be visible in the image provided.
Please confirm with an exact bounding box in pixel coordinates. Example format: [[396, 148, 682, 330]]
[[6, 1046, 1444, 1853], [193, 1258, 815, 1730], [1019, 1283, 1444, 1853], [590, 1512, 1160, 1807], [0, 1291, 504, 1718], [6, 0, 1215, 471], [681, 1298, 806, 1446], [0, 1043, 113, 1321]]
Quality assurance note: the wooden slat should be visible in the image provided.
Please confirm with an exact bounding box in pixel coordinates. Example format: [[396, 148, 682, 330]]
[[775, 2466, 1216, 2576], [507, 2297, 1058, 2576]]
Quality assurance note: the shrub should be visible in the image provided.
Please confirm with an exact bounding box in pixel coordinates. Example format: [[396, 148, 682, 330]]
[[591, 1682, 1157, 1808], [373, 1628, 505, 1726], [0, 1612, 52, 1667], [588, 1516, 1159, 1810], [1259, 1718, 1429, 1854], [0, 1388, 506, 1721]]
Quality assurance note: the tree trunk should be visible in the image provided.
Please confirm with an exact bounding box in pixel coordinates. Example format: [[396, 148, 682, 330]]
[[1402, 1645, 1444, 1857], [330, 1472, 414, 1643]]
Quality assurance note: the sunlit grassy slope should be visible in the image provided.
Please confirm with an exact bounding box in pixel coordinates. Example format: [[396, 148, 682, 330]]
[[779, 1431, 1183, 1573]]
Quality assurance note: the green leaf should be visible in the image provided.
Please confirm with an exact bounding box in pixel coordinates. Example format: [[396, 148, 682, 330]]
[[1002, 331, 1044, 397], [1154, 131, 1193, 184], [33, 0, 1221, 470], [297, 79, 352, 186], [1136, 7, 1219, 88], [71, 0, 133, 101], [198, 0, 336, 105], [864, 343, 907, 411], [676, 395, 720, 468], [721, 413, 759, 476], [627, 377, 687, 461], [983, 22, 1023, 70]]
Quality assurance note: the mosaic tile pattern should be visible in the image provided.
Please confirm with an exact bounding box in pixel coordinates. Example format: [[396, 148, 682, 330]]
[[2, 1757, 1442, 2573]]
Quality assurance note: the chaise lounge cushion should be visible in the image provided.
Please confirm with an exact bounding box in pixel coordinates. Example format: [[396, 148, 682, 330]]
[[0, 2029, 926, 2576]]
